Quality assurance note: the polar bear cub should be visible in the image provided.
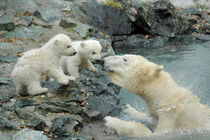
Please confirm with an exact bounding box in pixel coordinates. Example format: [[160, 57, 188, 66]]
[[59, 40, 102, 77], [11, 33, 77, 96]]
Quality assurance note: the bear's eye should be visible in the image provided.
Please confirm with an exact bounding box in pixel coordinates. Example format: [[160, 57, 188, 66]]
[[92, 52, 96, 55], [67, 46, 71, 48], [123, 58, 128, 62]]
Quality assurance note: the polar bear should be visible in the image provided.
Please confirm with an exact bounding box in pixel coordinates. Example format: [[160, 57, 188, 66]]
[[59, 40, 102, 77], [102, 54, 210, 137], [11, 33, 77, 96]]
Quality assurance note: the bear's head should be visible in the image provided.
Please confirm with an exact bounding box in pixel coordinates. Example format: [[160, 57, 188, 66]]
[[52, 33, 77, 57], [103, 54, 163, 94], [79, 40, 102, 62]]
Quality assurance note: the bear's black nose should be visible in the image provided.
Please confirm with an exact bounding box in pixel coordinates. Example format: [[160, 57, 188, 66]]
[[73, 52, 77, 55]]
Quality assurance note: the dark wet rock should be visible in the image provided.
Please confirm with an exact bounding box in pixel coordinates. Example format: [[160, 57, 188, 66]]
[[85, 95, 121, 121], [60, 17, 94, 38], [0, 15, 15, 31], [15, 107, 46, 131], [12, 129, 47, 140], [51, 116, 82, 137], [134, 0, 192, 37], [0, 131, 10, 140], [0, 54, 18, 63], [13, 16, 33, 27], [112, 34, 169, 53], [0, 113, 17, 130], [83, 1, 133, 36], [34, 8, 62, 23]]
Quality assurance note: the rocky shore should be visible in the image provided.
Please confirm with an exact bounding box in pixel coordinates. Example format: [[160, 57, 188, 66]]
[[0, 0, 209, 139]]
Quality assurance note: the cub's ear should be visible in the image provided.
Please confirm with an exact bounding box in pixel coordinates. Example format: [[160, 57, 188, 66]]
[[80, 42, 86, 48], [150, 65, 163, 77], [54, 39, 60, 45]]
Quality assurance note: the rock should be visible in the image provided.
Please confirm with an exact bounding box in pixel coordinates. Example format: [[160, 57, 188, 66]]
[[15, 107, 46, 130], [83, 1, 133, 36], [85, 95, 121, 120], [97, 38, 115, 58], [0, 43, 23, 56], [5, 25, 49, 40], [12, 129, 47, 140], [60, 18, 94, 38], [0, 131, 9, 140], [51, 116, 82, 137], [53, 136, 87, 140], [13, 16, 33, 27], [134, 0, 192, 37], [0, 15, 15, 31], [0, 54, 18, 63], [7, 0, 38, 15], [112, 34, 169, 54], [0, 113, 17, 130], [0, 85, 16, 103], [0, 77, 10, 85], [34, 8, 62, 23]]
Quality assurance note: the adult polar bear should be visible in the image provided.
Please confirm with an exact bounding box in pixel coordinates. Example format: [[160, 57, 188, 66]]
[[103, 54, 210, 137], [12, 33, 77, 96]]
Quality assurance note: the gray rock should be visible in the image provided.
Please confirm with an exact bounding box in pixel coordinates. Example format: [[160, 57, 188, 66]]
[[7, 0, 38, 14], [0, 54, 18, 63], [12, 129, 47, 140], [34, 8, 62, 23], [0, 85, 16, 103], [83, 1, 133, 36], [60, 18, 93, 38], [112, 34, 169, 54], [53, 136, 87, 140], [51, 116, 82, 137], [13, 16, 33, 27], [0, 113, 17, 130], [0, 77, 10, 85], [85, 95, 121, 120], [5, 25, 49, 40], [0, 43, 23, 56], [134, 0, 192, 37], [0, 15, 15, 31], [0, 131, 9, 140], [15, 107, 46, 130]]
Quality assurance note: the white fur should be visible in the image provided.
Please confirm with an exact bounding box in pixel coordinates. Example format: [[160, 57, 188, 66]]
[[59, 39, 102, 77], [11, 33, 77, 96], [103, 54, 210, 137]]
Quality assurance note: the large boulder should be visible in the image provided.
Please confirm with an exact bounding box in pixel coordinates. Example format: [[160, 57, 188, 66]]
[[83, 1, 133, 36], [12, 129, 47, 140], [130, 0, 193, 37]]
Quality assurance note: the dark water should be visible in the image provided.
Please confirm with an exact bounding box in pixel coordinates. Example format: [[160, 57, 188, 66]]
[[117, 41, 210, 139]]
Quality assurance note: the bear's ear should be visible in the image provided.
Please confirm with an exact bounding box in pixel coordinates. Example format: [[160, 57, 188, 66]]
[[54, 39, 60, 45], [149, 65, 163, 77], [80, 42, 86, 48]]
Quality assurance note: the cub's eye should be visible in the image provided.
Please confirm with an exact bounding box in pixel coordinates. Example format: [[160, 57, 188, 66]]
[[92, 52, 96, 55], [67, 46, 71, 48], [123, 58, 128, 62]]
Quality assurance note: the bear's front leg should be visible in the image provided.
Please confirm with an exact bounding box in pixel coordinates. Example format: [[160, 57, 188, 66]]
[[104, 116, 152, 137], [48, 69, 72, 85], [86, 60, 98, 72]]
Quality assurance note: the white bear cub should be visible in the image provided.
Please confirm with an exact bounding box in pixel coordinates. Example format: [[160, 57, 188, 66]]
[[59, 40, 102, 77], [11, 33, 77, 96]]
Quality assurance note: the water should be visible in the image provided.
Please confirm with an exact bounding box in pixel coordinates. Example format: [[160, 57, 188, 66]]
[[117, 41, 210, 139]]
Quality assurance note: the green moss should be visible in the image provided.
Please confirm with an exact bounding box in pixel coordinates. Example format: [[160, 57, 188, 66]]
[[103, 0, 123, 9]]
